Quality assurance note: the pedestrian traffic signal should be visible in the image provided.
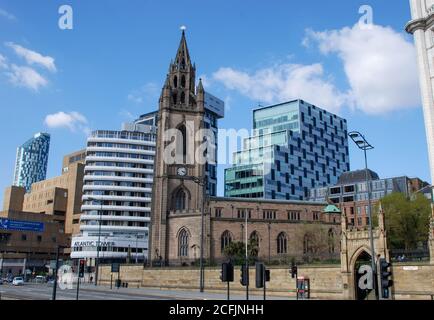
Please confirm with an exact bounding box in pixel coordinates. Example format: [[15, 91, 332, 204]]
[[290, 262, 298, 279], [255, 263, 265, 288], [379, 258, 393, 299], [79, 259, 86, 278], [265, 269, 270, 282], [240, 264, 249, 287], [220, 262, 234, 282]]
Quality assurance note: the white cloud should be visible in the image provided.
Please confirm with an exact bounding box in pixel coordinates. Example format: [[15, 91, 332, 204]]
[[304, 24, 420, 114], [213, 64, 348, 114], [0, 8, 16, 20], [212, 23, 419, 116], [128, 82, 159, 104], [0, 54, 8, 69], [6, 64, 48, 91], [44, 111, 89, 133], [5, 42, 57, 72]]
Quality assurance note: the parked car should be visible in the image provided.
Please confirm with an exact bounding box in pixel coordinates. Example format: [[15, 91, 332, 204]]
[[35, 276, 46, 283], [12, 277, 24, 286]]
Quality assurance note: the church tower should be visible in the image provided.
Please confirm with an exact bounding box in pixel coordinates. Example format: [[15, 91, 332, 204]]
[[149, 30, 207, 265]]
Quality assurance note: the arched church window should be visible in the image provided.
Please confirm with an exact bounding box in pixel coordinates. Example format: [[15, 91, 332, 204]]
[[181, 75, 186, 88], [303, 234, 313, 254], [328, 229, 335, 253], [221, 231, 232, 253], [175, 189, 187, 211], [173, 93, 177, 105], [178, 228, 189, 257], [173, 76, 178, 88], [180, 92, 186, 104], [277, 232, 287, 254]]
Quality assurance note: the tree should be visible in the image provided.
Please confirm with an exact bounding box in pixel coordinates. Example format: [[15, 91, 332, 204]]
[[379, 193, 431, 251], [223, 239, 259, 265], [296, 225, 332, 263]]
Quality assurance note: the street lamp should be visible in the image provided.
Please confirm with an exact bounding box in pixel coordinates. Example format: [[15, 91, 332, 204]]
[[192, 175, 207, 293], [87, 196, 103, 287], [348, 131, 378, 300]]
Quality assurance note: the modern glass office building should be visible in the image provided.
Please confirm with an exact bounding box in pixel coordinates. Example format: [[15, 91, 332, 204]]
[[224, 100, 350, 200], [71, 117, 157, 264], [13, 132, 50, 192]]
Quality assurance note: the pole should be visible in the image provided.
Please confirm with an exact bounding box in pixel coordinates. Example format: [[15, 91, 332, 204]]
[[268, 224, 271, 264], [199, 178, 206, 293], [227, 281, 230, 301], [245, 210, 249, 301], [76, 277, 80, 300], [263, 268, 266, 301], [364, 149, 378, 300], [135, 234, 138, 264], [110, 273, 113, 290], [95, 201, 102, 286], [52, 246, 60, 300]]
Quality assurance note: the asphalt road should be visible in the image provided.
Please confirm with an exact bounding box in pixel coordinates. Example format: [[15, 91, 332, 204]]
[[0, 283, 292, 300]]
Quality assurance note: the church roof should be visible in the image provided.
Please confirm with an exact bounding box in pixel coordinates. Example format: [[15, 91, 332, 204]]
[[338, 169, 380, 185], [323, 205, 341, 214], [175, 30, 191, 66]]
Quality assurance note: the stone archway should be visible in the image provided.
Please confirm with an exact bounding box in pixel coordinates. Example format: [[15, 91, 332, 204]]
[[352, 249, 374, 300], [340, 206, 389, 300]]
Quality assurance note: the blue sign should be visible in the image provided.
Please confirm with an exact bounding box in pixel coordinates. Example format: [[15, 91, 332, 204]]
[[0, 218, 44, 232]]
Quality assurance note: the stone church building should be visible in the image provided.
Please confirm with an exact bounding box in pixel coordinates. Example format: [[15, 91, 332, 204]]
[[149, 31, 341, 266]]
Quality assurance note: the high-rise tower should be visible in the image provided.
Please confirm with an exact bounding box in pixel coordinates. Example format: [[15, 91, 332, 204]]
[[406, 0, 434, 263]]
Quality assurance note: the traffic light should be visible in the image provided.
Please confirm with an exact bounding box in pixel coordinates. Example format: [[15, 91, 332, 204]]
[[220, 262, 234, 282], [265, 269, 270, 282], [78, 259, 86, 278], [255, 263, 265, 288], [379, 258, 393, 299], [291, 262, 298, 279], [240, 264, 249, 287]]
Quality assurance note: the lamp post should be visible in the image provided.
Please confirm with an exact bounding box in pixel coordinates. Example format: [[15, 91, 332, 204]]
[[87, 197, 103, 287], [52, 245, 66, 300], [348, 131, 378, 300], [193, 175, 207, 293]]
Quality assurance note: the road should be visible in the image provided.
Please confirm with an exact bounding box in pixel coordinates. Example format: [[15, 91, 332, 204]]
[[0, 283, 292, 300]]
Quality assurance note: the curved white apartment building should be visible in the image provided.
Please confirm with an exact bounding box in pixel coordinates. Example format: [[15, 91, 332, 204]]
[[71, 115, 157, 264]]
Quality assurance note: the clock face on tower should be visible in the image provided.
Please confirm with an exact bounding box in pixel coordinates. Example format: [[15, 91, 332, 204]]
[[177, 167, 187, 177]]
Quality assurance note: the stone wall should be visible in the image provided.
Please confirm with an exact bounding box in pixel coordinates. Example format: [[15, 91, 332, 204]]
[[99, 262, 434, 300], [99, 264, 344, 299]]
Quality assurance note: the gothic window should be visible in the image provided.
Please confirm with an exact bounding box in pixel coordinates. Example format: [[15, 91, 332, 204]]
[[277, 232, 287, 254], [250, 231, 259, 248], [221, 231, 232, 253], [180, 91, 186, 104], [303, 234, 313, 254], [181, 75, 186, 88], [328, 229, 335, 253], [172, 93, 177, 105], [178, 228, 189, 257], [175, 189, 187, 211], [173, 76, 178, 88]]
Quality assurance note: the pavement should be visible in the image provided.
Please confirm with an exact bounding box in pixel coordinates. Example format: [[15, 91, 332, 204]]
[[0, 282, 293, 300]]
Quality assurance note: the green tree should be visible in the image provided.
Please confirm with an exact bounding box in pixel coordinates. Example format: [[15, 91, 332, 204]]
[[223, 239, 259, 265], [379, 193, 431, 250]]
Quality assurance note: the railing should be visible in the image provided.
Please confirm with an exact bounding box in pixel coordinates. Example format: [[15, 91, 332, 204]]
[[390, 249, 430, 262]]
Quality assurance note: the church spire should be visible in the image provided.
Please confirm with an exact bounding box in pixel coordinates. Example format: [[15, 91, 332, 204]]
[[174, 28, 191, 69]]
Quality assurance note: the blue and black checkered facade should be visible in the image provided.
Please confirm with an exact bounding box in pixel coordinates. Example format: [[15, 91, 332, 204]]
[[225, 100, 350, 200]]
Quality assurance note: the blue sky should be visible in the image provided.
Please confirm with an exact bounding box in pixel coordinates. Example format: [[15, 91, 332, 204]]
[[0, 0, 430, 202]]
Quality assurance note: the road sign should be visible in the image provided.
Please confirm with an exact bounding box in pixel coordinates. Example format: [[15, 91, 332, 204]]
[[0, 218, 44, 232]]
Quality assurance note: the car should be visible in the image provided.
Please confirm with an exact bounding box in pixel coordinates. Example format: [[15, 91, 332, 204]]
[[0, 278, 3, 285], [12, 277, 24, 286], [35, 276, 46, 283]]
